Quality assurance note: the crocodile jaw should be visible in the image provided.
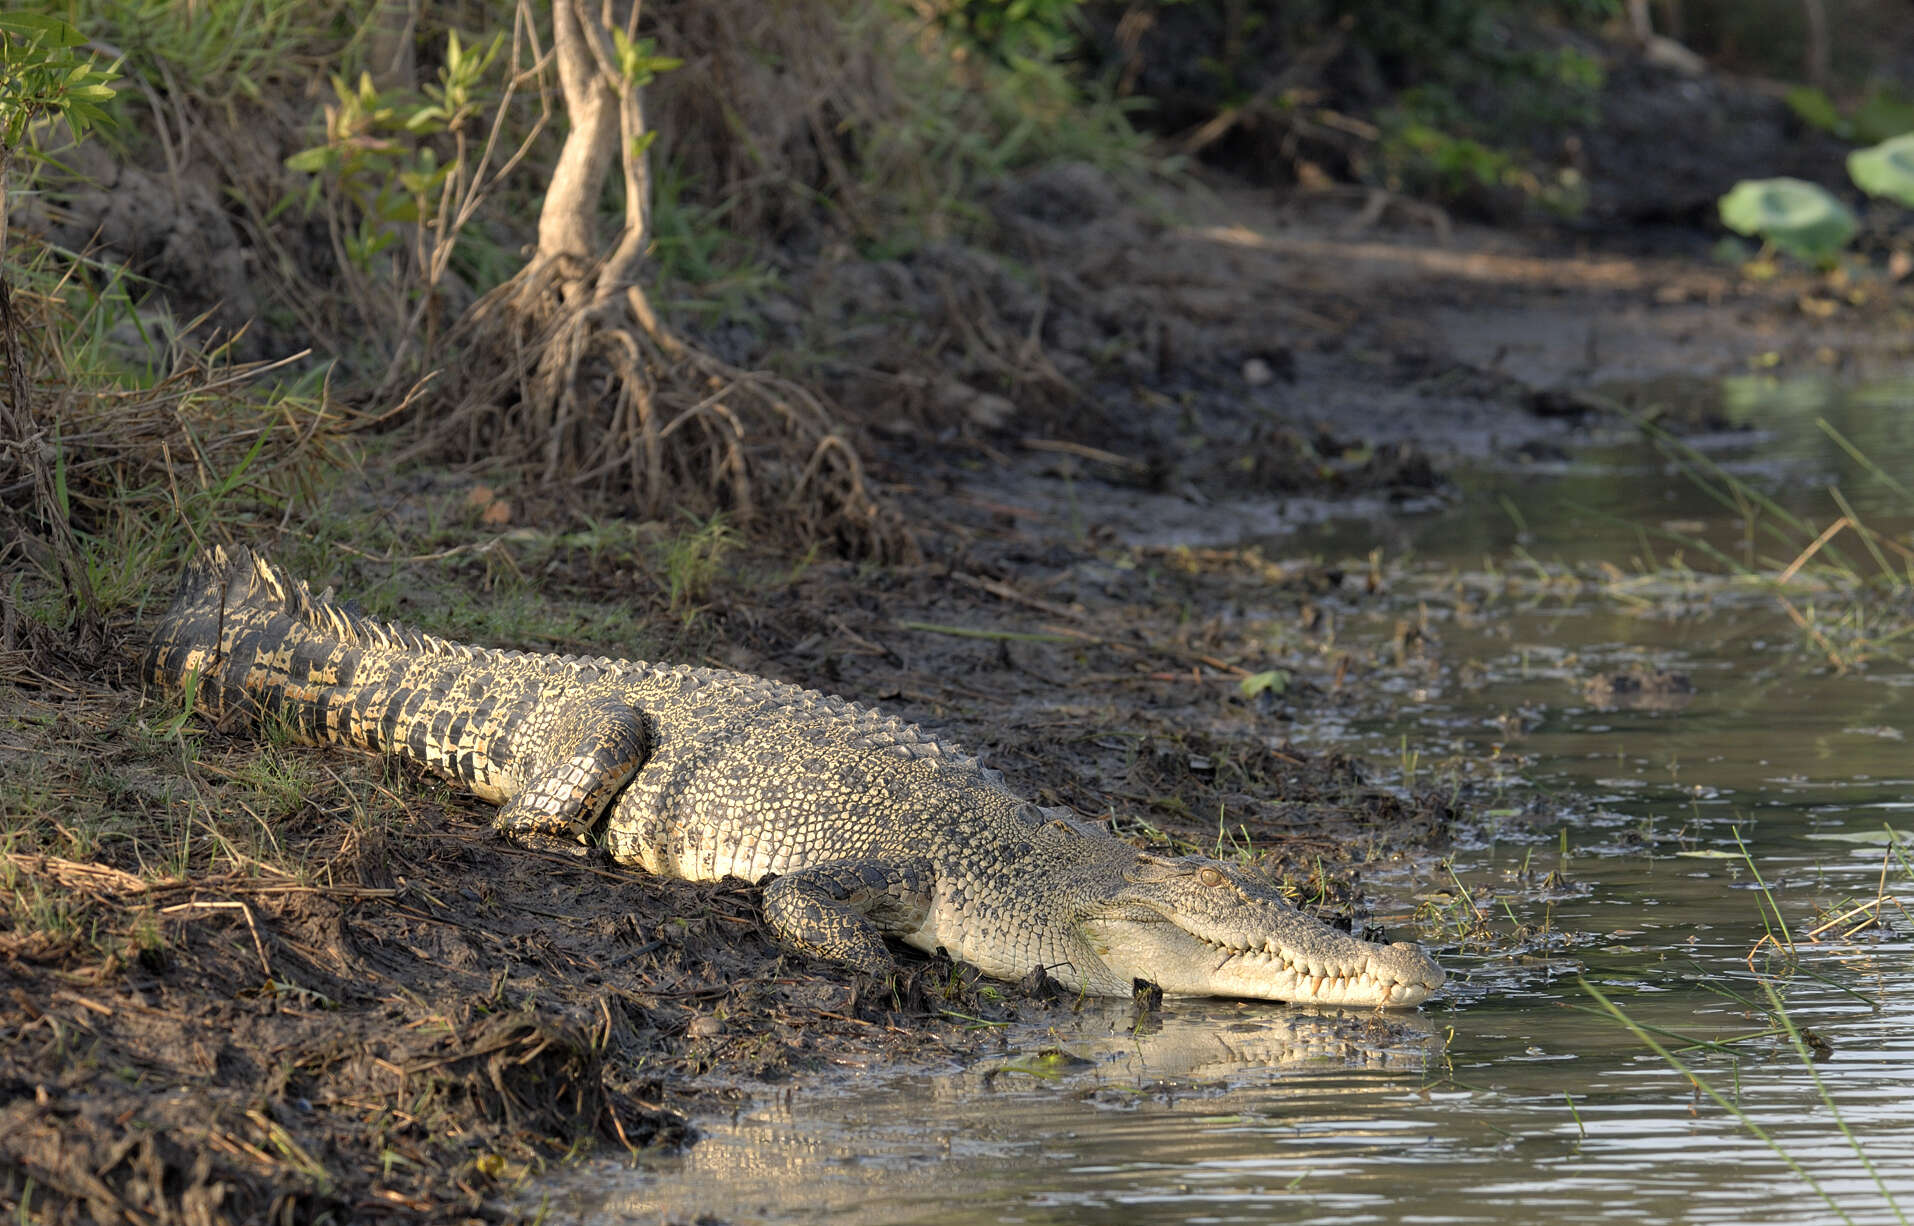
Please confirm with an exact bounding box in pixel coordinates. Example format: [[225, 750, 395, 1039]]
[[1072, 856, 1445, 1007], [1082, 917, 1443, 1007]]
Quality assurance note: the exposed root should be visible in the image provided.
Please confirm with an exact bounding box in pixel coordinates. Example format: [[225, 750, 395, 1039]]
[[439, 256, 914, 561]]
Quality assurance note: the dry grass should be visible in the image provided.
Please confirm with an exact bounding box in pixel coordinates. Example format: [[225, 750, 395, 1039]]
[[439, 253, 916, 561], [0, 261, 344, 674]]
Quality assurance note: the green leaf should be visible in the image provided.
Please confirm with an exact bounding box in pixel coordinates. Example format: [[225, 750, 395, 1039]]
[[1238, 669, 1290, 698], [1847, 133, 1914, 208], [374, 191, 420, 222], [284, 146, 335, 174], [404, 105, 449, 134], [1784, 85, 1845, 137], [610, 29, 679, 86], [1849, 89, 1914, 145], [1718, 177, 1856, 263], [0, 14, 86, 45]]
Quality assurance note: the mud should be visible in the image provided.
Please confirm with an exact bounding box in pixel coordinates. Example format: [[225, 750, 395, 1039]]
[[0, 680, 1017, 1221]]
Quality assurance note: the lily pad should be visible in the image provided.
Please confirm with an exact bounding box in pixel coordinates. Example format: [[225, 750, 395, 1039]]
[[1847, 134, 1914, 208], [1718, 177, 1856, 263]]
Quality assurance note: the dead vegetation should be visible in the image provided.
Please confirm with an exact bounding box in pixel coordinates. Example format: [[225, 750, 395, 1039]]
[[0, 668, 1040, 1220], [427, 1, 906, 561], [0, 275, 341, 678]]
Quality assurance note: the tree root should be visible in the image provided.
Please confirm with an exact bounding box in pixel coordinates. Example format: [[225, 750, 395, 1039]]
[[437, 256, 914, 561]]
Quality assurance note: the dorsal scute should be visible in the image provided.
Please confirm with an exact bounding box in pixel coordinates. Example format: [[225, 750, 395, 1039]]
[[174, 546, 982, 767], [183, 545, 500, 666]]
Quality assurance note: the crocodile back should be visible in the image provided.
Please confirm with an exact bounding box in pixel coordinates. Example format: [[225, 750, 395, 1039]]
[[145, 546, 983, 805]]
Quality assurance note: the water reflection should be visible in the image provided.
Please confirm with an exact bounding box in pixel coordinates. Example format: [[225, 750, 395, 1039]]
[[1311, 375, 1914, 569], [556, 1006, 1444, 1225]]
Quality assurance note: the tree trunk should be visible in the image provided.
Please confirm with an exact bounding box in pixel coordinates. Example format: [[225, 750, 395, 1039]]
[[437, 0, 909, 560], [536, 0, 622, 274]]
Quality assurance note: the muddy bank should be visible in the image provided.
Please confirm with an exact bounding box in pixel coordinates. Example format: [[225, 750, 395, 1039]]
[[0, 518, 1466, 1222]]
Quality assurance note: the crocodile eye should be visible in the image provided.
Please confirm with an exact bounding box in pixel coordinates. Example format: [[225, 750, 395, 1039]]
[[1198, 866, 1226, 887]]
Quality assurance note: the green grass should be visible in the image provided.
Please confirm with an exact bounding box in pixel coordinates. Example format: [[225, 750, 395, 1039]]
[[1586, 976, 1908, 1226], [1624, 412, 1914, 669], [61, 0, 369, 119], [649, 168, 780, 329], [655, 512, 739, 622]]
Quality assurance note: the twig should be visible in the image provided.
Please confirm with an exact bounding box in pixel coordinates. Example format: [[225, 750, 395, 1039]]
[[894, 620, 1079, 645], [1776, 516, 1850, 586], [950, 571, 1084, 622], [161, 898, 274, 977], [328, 538, 502, 565], [1018, 436, 1147, 472], [1774, 592, 1848, 673]]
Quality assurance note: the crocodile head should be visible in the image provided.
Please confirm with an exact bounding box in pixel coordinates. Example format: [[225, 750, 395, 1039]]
[[1070, 853, 1444, 1007]]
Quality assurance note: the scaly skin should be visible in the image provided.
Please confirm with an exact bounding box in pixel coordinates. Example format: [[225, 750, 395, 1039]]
[[146, 546, 1445, 1007]]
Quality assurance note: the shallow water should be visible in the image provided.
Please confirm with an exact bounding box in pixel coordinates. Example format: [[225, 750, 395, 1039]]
[[549, 379, 1914, 1225]]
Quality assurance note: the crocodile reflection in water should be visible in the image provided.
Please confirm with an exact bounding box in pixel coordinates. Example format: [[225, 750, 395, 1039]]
[[553, 1004, 1441, 1225]]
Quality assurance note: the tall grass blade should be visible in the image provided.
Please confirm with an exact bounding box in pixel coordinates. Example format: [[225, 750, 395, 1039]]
[[1581, 979, 1857, 1226], [1761, 981, 1909, 1225], [1818, 417, 1914, 504], [1734, 826, 1793, 949]]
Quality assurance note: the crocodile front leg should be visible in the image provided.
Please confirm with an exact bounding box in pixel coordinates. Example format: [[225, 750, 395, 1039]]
[[761, 859, 935, 976], [493, 696, 650, 856]]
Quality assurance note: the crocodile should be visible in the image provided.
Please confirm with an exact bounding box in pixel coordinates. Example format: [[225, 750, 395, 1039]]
[[145, 545, 1445, 1007]]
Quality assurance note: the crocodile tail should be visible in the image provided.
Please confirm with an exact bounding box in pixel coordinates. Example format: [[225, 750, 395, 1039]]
[[149, 544, 477, 698], [148, 544, 353, 699], [157, 543, 364, 646]]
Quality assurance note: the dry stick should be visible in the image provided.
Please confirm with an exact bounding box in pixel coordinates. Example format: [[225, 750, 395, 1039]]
[[950, 571, 1085, 622], [203, 1128, 277, 1171], [1776, 516, 1852, 586], [1177, 28, 1349, 157], [1803, 899, 1883, 942], [90, 348, 314, 405], [6, 853, 151, 894], [328, 538, 501, 565], [6, 851, 402, 903], [1019, 436, 1148, 472], [244, 1107, 329, 1184], [895, 620, 1078, 645], [161, 898, 274, 978]]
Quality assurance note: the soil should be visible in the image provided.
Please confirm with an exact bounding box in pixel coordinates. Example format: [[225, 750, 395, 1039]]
[[8, 41, 1914, 1226]]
